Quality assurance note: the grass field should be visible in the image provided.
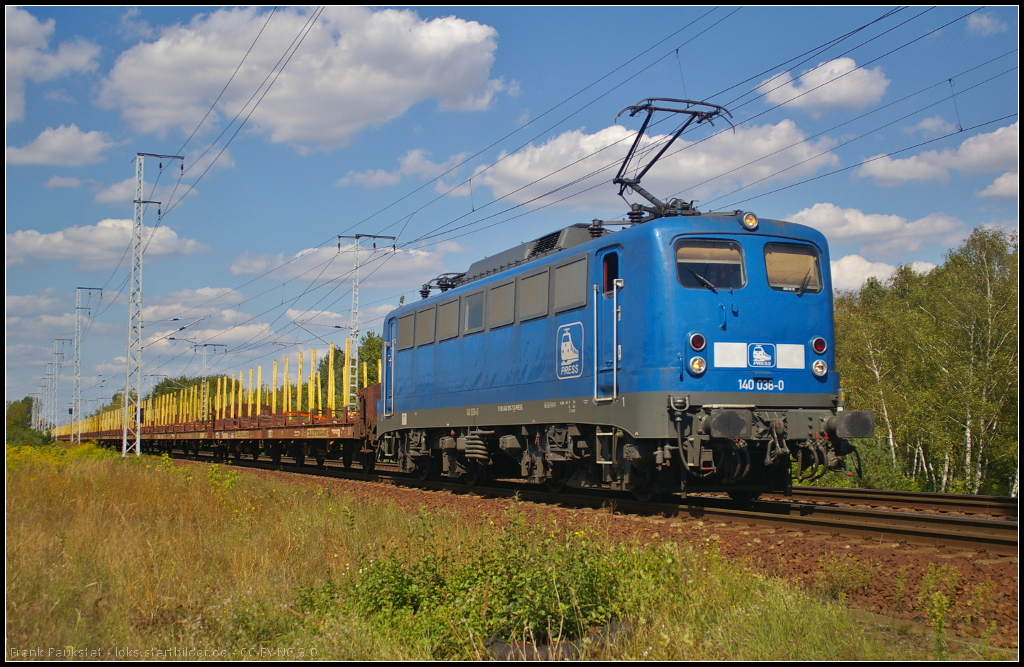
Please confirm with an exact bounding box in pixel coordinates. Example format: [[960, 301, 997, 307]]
[[5, 444, 1002, 660]]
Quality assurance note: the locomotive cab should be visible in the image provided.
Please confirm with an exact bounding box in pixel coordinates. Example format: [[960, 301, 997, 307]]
[[652, 214, 875, 497]]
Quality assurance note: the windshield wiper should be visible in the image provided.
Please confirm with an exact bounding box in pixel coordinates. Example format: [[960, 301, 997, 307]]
[[796, 268, 813, 296], [685, 266, 718, 294]]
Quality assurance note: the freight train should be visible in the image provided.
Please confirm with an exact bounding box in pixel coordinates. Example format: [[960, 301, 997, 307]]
[[56, 100, 873, 499]]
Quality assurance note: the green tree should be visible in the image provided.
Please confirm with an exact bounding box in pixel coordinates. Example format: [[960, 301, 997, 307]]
[[317, 330, 384, 405], [145, 375, 210, 401], [910, 228, 1017, 494], [359, 330, 383, 385], [6, 397, 49, 446], [834, 227, 1018, 496]]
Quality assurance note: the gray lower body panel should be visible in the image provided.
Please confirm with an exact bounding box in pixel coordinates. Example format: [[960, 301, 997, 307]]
[[379, 391, 838, 439]]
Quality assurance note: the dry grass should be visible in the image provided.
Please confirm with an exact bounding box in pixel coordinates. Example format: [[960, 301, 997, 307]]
[[6, 444, 434, 658], [6, 444, 997, 660]]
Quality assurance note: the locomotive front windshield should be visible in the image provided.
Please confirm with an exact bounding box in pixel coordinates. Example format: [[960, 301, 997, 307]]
[[675, 240, 745, 290], [764, 243, 822, 294]]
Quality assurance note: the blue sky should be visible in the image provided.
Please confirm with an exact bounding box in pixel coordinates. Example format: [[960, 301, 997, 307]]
[[5, 6, 1018, 414]]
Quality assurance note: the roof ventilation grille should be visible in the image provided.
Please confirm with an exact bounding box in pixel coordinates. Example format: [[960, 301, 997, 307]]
[[527, 231, 561, 259]]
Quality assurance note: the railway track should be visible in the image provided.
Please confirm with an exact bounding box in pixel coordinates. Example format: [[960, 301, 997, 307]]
[[168, 449, 1019, 556], [771, 486, 1018, 518]]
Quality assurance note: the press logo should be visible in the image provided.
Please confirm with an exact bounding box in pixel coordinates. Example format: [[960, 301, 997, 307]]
[[557, 323, 584, 379], [748, 343, 776, 368]]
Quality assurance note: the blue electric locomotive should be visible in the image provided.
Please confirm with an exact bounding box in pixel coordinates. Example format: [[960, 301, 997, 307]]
[[375, 100, 873, 499]]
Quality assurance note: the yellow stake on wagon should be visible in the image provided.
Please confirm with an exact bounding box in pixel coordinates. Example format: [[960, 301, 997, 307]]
[[343, 338, 351, 408], [297, 351, 303, 414], [284, 356, 291, 413], [328, 342, 336, 415], [309, 348, 316, 418]]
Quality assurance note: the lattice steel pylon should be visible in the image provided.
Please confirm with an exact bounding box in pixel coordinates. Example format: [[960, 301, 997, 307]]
[[338, 234, 395, 406], [122, 153, 182, 457], [348, 236, 360, 406], [74, 287, 102, 444], [53, 339, 70, 432]]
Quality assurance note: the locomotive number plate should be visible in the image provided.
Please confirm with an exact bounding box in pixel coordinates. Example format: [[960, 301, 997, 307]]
[[738, 378, 785, 391]]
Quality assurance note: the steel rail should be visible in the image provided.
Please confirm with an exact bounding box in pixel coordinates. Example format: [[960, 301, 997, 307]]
[[779, 486, 1018, 518], [166, 450, 1019, 556]]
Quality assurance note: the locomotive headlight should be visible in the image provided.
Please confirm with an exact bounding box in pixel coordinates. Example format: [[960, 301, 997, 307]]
[[811, 359, 828, 377], [689, 356, 707, 375], [741, 212, 759, 230]]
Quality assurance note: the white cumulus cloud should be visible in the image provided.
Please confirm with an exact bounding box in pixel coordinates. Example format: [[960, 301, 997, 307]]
[[338, 148, 469, 188], [473, 119, 839, 210], [901, 115, 956, 137], [230, 243, 449, 290], [830, 255, 896, 292], [978, 172, 1018, 200], [6, 219, 207, 270], [5, 7, 100, 124], [45, 175, 81, 188], [967, 12, 1008, 36], [6, 289, 66, 317], [97, 7, 503, 150], [856, 122, 1018, 186], [758, 58, 890, 117], [5, 344, 53, 369], [789, 203, 965, 258], [143, 287, 245, 322], [830, 255, 936, 292], [6, 124, 114, 166]]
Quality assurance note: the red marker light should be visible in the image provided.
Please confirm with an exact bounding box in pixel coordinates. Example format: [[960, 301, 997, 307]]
[[812, 337, 827, 354], [689, 333, 706, 351]]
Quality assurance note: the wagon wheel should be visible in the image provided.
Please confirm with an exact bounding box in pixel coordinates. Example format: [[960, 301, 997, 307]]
[[361, 450, 376, 474]]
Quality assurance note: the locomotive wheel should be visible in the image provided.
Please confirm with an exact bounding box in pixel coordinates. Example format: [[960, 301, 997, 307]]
[[631, 485, 656, 502], [545, 479, 567, 494]]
